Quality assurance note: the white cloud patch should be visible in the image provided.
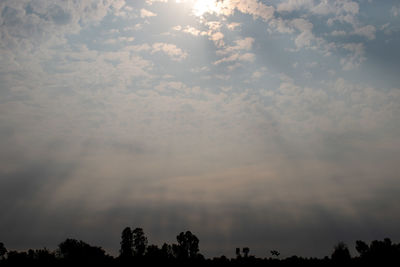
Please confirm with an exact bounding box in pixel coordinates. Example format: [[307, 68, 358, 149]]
[[291, 18, 316, 49], [235, 0, 275, 21], [140, 8, 157, 18], [210, 32, 225, 47], [217, 37, 254, 55], [151, 42, 188, 61], [214, 37, 255, 66], [214, 52, 255, 65], [180, 26, 208, 36], [227, 22, 241, 30]]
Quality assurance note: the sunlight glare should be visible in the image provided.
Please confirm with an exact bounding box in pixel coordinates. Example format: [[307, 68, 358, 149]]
[[189, 0, 220, 17]]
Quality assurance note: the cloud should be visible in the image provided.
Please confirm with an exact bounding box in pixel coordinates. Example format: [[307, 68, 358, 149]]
[[235, 0, 275, 21], [268, 18, 294, 34], [391, 5, 400, 17], [214, 37, 255, 65], [197, 0, 274, 21], [251, 67, 267, 80], [277, 0, 314, 13], [331, 30, 347, 37], [146, 0, 168, 5], [209, 32, 225, 47], [217, 37, 254, 55], [0, 0, 129, 51], [353, 25, 376, 40], [312, 0, 359, 16], [227, 22, 241, 31], [151, 42, 188, 61], [340, 43, 366, 70], [214, 52, 255, 65], [180, 26, 208, 37], [140, 8, 157, 18], [290, 18, 317, 49]]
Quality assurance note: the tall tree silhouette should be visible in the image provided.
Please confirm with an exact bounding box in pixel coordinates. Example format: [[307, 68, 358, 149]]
[[235, 247, 241, 258], [242, 247, 250, 258], [176, 231, 199, 259], [132, 227, 148, 257], [120, 227, 134, 259]]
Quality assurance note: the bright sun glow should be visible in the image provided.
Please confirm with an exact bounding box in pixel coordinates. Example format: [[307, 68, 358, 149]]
[[176, 0, 222, 17], [193, 0, 217, 16], [176, 0, 221, 17]]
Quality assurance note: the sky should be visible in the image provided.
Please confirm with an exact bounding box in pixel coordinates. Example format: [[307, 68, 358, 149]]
[[1, 0, 400, 259]]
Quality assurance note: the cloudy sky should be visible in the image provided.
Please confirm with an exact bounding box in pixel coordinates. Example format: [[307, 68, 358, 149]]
[[1, 0, 400, 258]]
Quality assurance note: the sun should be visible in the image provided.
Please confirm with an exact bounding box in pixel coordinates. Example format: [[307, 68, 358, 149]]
[[175, 0, 222, 17], [192, 0, 220, 17]]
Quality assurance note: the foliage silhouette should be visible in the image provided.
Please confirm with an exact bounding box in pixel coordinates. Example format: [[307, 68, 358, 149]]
[[176, 231, 200, 259], [270, 249, 280, 258], [0, 242, 6, 260], [355, 240, 369, 257], [119, 226, 133, 260], [58, 238, 110, 264], [331, 241, 351, 263], [132, 227, 148, 257], [235, 247, 241, 258], [242, 247, 250, 258]]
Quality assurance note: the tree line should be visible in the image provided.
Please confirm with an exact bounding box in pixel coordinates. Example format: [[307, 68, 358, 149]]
[[1, 227, 400, 266]]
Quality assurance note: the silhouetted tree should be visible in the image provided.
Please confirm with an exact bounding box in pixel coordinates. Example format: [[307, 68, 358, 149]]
[[176, 231, 200, 259], [331, 241, 351, 263], [6, 251, 29, 264], [132, 227, 148, 257], [33, 248, 56, 262], [145, 244, 160, 258], [235, 247, 241, 258], [355, 240, 369, 258], [58, 238, 107, 263], [242, 247, 250, 258], [0, 242, 7, 260], [367, 238, 400, 263], [120, 227, 134, 259], [161, 243, 174, 259], [271, 250, 280, 258]]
